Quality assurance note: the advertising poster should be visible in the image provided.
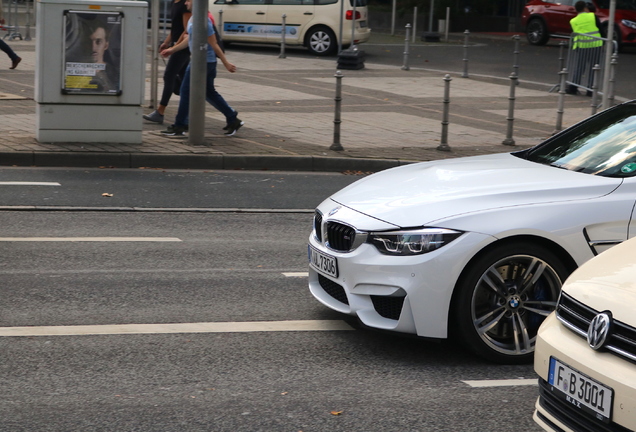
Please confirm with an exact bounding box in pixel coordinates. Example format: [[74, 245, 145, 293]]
[[63, 11, 123, 95]]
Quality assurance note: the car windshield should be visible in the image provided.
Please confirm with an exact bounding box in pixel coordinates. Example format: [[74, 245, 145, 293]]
[[597, 0, 636, 10], [523, 103, 636, 177]]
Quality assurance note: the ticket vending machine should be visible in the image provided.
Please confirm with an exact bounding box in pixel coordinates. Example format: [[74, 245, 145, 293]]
[[35, 0, 147, 143]]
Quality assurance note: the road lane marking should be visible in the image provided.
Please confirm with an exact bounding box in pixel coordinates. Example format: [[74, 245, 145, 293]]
[[0, 237, 182, 242], [0, 320, 355, 337], [462, 379, 538, 388], [283, 272, 309, 277], [0, 206, 314, 213], [0, 182, 61, 186]]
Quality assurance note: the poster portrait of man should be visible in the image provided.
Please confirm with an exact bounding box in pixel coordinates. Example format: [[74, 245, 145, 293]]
[[63, 11, 123, 95]]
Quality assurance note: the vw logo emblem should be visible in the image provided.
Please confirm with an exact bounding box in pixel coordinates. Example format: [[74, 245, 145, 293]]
[[587, 312, 612, 350], [328, 206, 341, 217]]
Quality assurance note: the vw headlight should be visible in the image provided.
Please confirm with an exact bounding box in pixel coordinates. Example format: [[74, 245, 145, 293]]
[[622, 19, 636, 30], [368, 228, 463, 256]]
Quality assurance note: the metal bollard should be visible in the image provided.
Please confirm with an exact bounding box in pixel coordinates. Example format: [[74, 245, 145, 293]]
[[330, 71, 344, 151], [438, 74, 452, 152], [558, 41, 567, 72], [502, 72, 518, 146], [25, 0, 32, 41], [608, 53, 618, 107], [219, 10, 224, 39], [402, 24, 411, 71], [511, 35, 520, 80], [279, 14, 287, 59], [10, 0, 21, 40], [554, 68, 567, 134], [412, 7, 418, 44], [462, 30, 470, 78], [591, 63, 601, 115]]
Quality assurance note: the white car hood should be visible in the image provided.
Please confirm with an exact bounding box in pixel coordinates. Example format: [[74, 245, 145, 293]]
[[330, 153, 622, 227]]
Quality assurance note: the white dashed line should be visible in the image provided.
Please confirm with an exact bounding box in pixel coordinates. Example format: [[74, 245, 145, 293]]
[[462, 379, 538, 388], [0, 182, 61, 186], [0, 320, 356, 337], [0, 237, 182, 242], [282, 272, 309, 277]]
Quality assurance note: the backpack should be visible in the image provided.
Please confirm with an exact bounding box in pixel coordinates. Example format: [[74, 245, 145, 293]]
[[208, 11, 225, 52]]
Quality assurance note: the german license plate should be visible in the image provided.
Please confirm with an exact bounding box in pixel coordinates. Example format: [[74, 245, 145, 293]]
[[308, 245, 338, 278], [548, 357, 613, 423], [359, 20, 367, 28]]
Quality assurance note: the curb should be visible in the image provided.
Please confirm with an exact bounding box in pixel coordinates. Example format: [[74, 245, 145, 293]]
[[0, 151, 416, 172]]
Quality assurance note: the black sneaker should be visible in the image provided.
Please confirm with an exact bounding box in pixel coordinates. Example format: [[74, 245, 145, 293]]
[[224, 118, 244, 136], [223, 112, 239, 131], [161, 124, 188, 137]]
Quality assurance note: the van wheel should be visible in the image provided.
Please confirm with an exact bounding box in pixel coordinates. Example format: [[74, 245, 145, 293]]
[[306, 26, 337, 56]]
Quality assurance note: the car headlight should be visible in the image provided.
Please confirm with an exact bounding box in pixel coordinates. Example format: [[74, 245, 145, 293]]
[[622, 19, 636, 30], [368, 228, 463, 256]]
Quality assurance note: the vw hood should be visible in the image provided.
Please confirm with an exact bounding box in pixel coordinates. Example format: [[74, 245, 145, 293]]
[[562, 237, 636, 325], [329, 153, 622, 228]]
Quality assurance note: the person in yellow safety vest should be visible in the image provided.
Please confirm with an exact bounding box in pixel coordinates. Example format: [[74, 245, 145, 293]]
[[567, 1, 603, 96]]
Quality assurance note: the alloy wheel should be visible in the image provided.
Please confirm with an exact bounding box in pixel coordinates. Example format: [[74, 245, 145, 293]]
[[470, 254, 561, 357]]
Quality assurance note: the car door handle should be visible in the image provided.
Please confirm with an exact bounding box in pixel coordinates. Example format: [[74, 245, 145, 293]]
[[304, 12, 313, 15], [256, 11, 265, 14]]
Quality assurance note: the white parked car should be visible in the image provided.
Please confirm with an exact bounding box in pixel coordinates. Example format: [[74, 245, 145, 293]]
[[209, 0, 371, 55], [533, 235, 636, 431], [308, 100, 636, 363]]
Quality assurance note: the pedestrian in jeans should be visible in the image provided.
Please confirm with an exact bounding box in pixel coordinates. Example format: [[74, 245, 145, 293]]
[[143, 0, 191, 124], [0, 3, 21, 69], [160, 0, 243, 137]]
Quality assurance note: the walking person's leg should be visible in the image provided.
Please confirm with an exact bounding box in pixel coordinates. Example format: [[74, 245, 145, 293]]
[[144, 49, 191, 124], [0, 39, 21, 69], [204, 62, 243, 136], [161, 64, 191, 137]]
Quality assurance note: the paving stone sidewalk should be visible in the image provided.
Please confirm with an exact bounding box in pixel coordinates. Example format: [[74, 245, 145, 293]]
[[0, 36, 599, 171]]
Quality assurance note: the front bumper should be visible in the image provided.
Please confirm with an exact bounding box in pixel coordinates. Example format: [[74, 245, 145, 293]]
[[307, 229, 493, 339], [533, 313, 636, 431]]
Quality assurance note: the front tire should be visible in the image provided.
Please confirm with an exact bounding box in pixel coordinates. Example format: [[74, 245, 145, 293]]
[[602, 22, 622, 52], [305, 26, 337, 56], [526, 18, 549, 45], [452, 243, 569, 364]]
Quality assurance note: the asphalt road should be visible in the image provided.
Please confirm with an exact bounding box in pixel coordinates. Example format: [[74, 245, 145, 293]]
[[0, 167, 361, 209], [0, 168, 543, 431]]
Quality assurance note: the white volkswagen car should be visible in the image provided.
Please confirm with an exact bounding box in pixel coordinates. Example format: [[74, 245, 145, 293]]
[[533, 235, 636, 431], [308, 100, 636, 363], [209, 0, 370, 55]]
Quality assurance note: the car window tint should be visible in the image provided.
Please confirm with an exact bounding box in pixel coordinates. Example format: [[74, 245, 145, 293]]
[[316, 0, 337, 4], [525, 104, 636, 177], [271, 0, 309, 4]]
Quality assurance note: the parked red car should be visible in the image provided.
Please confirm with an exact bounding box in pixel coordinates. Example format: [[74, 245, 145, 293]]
[[521, 0, 636, 49]]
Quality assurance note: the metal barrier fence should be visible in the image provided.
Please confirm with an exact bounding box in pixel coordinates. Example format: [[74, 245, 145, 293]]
[[563, 31, 617, 96]]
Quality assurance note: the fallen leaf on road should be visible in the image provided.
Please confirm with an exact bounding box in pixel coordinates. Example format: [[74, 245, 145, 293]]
[[102, 193, 113, 197], [330, 411, 343, 416]]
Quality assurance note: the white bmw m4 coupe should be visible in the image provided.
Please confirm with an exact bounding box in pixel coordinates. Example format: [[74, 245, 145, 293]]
[[308, 100, 636, 363]]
